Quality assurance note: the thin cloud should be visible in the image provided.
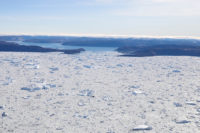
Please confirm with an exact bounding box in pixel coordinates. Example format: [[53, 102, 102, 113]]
[[83, 0, 200, 16], [0, 16, 66, 21], [110, 0, 200, 16]]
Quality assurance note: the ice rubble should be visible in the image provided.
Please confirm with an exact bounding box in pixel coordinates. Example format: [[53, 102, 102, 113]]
[[1, 52, 200, 132], [131, 125, 152, 131]]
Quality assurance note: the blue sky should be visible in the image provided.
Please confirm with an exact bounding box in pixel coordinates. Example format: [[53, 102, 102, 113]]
[[0, 0, 200, 37]]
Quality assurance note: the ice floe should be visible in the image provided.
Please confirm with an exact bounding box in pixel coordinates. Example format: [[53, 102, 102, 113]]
[[131, 125, 152, 131], [1, 52, 200, 132], [175, 120, 191, 124]]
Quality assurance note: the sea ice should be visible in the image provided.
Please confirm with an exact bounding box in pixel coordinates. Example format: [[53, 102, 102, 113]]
[[78, 89, 94, 97], [2, 112, 7, 117], [1, 52, 200, 132], [173, 102, 183, 107], [132, 90, 144, 95], [21, 84, 48, 92], [175, 120, 191, 124], [173, 70, 181, 73], [131, 125, 152, 131], [83, 65, 91, 68], [185, 101, 196, 105]]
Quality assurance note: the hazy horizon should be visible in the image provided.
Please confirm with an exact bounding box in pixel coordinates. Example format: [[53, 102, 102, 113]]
[[0, 0, 200, 37], [1, 33, 200, 40]]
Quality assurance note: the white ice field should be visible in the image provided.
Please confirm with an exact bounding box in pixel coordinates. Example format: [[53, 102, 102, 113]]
[[1, 51, 200, 133]]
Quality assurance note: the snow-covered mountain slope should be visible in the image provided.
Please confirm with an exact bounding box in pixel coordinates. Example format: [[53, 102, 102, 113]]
[[1, 51, 200, 133]]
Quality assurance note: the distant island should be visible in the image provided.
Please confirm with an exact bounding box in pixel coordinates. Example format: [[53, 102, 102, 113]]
[[1, 35, 200, 57], [0, 41, 85, 54], [62, 38, 200, 47], [1, 35, 200, 47], [117, 45, 200, 57]]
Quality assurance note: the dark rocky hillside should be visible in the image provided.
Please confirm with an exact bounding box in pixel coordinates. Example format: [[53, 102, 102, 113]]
[[117, 45, 200, 57], [0, 41, 85, 54], [1, 35, 200, 47]]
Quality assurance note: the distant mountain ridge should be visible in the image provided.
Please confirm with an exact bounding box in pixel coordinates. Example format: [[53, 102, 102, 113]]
[[0, 41, 85, 54], [1, 35, 200, 57], [0, 35, 200, 47], [117, 45, 200, 57]]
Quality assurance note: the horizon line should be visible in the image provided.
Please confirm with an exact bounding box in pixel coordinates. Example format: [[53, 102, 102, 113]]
[[0, 33, 200, 40]]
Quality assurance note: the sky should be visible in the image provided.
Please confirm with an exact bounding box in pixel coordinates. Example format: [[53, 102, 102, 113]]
[[0, 0, 200, 38]]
